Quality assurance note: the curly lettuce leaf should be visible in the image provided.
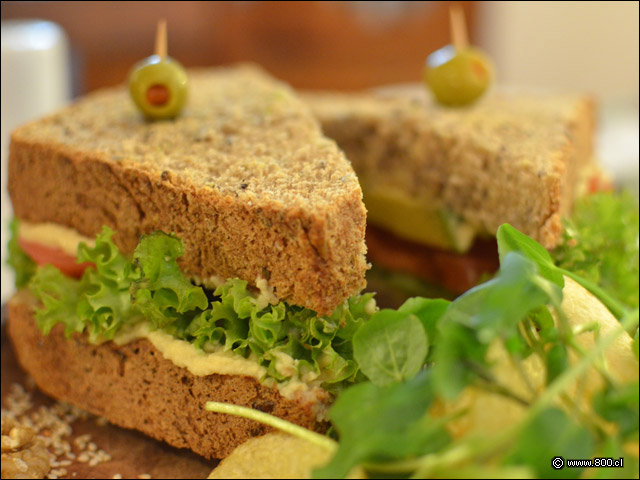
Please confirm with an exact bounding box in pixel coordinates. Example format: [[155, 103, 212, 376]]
[[188, 279, 375, 387], [20, 225, 374, 389], [7, 219, 36, 288], [29, 227, 138, 342], [131, 232, 208, 336], [30, 264, 88, 337]]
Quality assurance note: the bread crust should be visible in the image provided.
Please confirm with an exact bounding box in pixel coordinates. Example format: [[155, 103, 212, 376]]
[[8, 66, 367, 315], [7, 293, 330, 460]]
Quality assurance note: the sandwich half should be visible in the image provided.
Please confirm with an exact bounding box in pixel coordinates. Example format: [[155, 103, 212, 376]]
[[304, 87, 600, 297], [6, 65, 372, 459]]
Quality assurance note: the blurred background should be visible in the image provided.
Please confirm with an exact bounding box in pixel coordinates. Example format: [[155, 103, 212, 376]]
[[1, 1, 638, 95], [1, 1, 638, 302]]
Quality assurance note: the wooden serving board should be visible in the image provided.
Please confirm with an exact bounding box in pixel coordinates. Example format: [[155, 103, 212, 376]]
[[1, 306, 216, 480]]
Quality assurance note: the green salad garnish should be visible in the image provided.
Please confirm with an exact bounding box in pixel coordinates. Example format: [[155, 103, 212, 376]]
[[552, 191, 639, 310], [310, 225, 639, 479], [12, 225, 374, 390]]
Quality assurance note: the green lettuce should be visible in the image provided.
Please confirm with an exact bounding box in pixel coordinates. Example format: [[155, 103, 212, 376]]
[[551, 191, 639, 309], [7, 218, 36, 288], [16, 224, 374, 389]]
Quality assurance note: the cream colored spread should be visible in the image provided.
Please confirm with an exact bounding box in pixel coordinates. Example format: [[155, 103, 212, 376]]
[[19, 221, 95, 256], [113, 322, 328, 402], [192, 274, 227, 290], [255, 276, 280, 309], [113, 323, 268, 379], [192, 274, 280, 308]]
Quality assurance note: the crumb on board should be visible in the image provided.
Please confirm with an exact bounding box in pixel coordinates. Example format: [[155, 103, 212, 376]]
[[1, 382, 154, 479]]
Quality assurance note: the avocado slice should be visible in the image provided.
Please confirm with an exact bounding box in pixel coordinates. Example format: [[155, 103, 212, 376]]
[[363, 184, 476, 253]]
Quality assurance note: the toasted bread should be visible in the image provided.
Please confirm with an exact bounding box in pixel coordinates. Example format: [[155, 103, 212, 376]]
[[9, 65, 368, 315]]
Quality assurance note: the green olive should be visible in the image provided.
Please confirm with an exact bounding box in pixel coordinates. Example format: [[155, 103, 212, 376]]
[[128, 55, 188, 120], [424, 45, 494, 107]]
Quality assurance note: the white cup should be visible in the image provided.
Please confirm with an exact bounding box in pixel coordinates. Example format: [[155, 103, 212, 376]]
[[1, 19, 71, 305]]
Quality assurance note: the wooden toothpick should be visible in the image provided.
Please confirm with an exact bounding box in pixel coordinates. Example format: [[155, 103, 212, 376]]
[[449, 5, 468, 50], [155, 19, 167, 59]]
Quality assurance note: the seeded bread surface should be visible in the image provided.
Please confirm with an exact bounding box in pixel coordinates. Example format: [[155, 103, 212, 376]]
[[7, 292, 330, 460], [9, 65, 367, 315], [305, 86, 595, 249]]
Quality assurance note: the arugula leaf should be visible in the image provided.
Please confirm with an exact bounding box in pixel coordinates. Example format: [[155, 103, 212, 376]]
[[7, 219, 36, 288], [398, 297, 450, 358], [497, 222, 629, 319], [313, 371, 450, 479], [434, 252, 559, 399], [497, 223, 564, 287], [503, 407, 594, 479], [593, 382, 639, 440], [545, 343, 569, 386], [352, 309, 428, 386]]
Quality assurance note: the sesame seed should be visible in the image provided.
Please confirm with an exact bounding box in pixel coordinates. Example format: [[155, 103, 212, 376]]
[[3, 382, 113, 479], [15, 457, 29, 472]]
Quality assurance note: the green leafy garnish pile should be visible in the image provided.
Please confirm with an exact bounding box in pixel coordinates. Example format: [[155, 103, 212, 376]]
[[206, 222, 639, 479], [552, 191, 639, 310], [312, 224, 638, 479], [14, 225, 374, 390]]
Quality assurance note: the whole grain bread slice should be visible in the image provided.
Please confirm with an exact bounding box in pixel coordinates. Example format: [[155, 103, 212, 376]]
[[304, 86, 595, 249], [9, 65, 367, 315], [7, 292, 330, 460]]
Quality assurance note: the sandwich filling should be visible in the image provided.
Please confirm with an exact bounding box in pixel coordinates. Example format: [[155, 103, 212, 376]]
[[8, 220, 377, 399]]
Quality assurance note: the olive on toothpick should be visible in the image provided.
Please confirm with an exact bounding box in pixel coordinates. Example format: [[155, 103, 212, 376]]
[[129, 20, 188, 120], [424, 5, 494, 107]]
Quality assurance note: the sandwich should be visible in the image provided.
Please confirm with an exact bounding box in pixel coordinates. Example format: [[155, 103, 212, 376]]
[[304, 87, 606, 300], [6, 65, 374, 460]]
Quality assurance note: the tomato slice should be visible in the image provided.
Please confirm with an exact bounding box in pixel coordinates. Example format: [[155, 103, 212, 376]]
[[366, 225, 499, 294], [587, 174, 614, 194], [18, 238, 94, 278]]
